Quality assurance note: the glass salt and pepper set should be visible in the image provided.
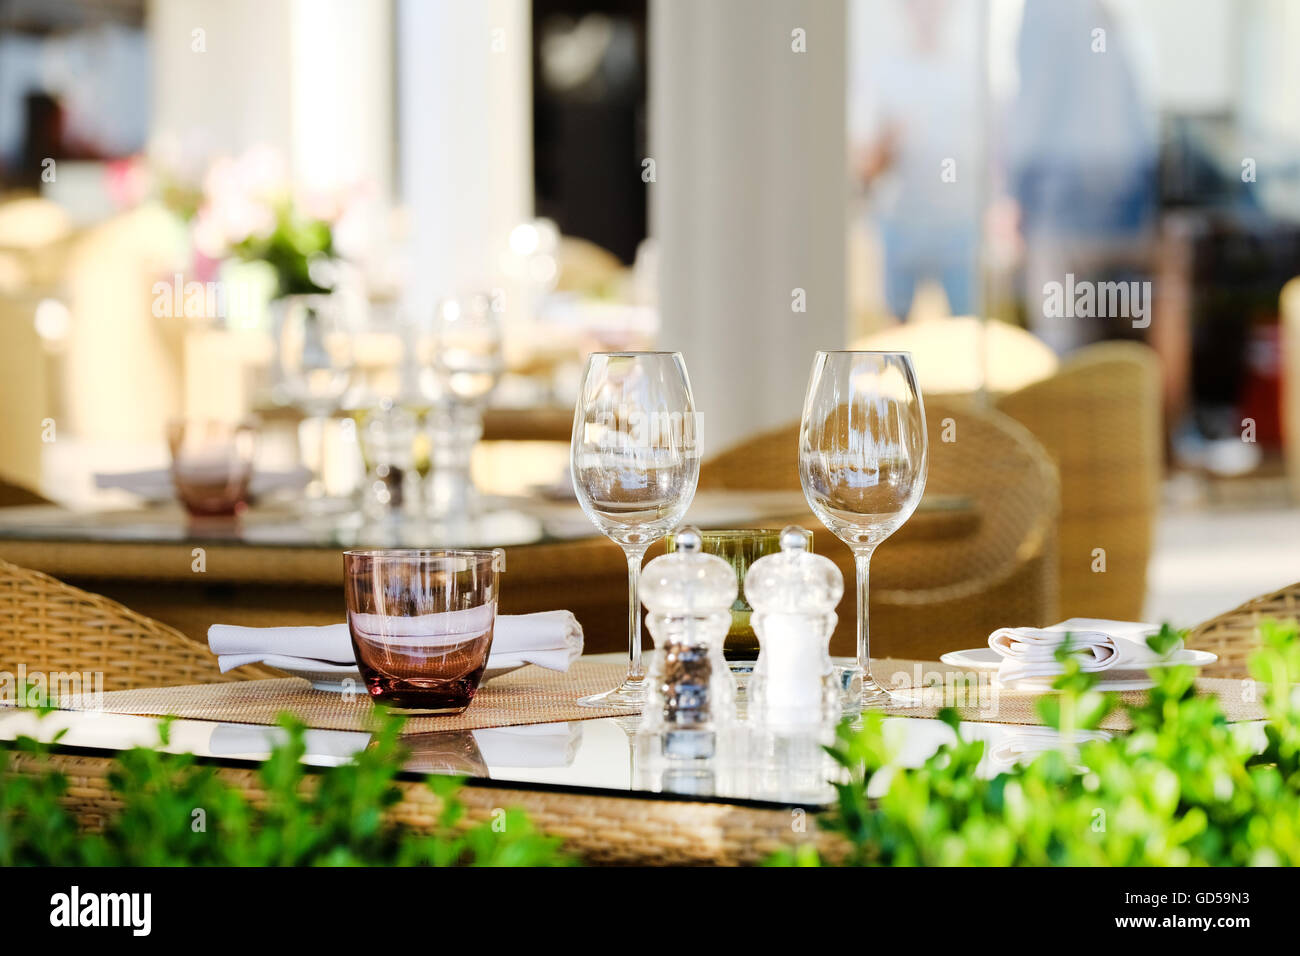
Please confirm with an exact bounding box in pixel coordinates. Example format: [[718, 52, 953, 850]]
[[638, 524, 848, 780]]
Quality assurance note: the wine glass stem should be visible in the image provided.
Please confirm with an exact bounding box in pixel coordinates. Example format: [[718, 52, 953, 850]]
[[625, 546, 648, 682], [855, 550, 872, 681], [313, 413, 330, 497]]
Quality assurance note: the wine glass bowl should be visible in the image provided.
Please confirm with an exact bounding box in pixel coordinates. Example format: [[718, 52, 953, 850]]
[[417, 293, 504, 519], [570, 351, 700, 709], [798, 351, 928, 706], [276, 295, 355, 414], [428, 294, 504, 406]]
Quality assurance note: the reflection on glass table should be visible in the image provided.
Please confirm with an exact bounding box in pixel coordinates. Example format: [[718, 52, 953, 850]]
[[0, 704, 1218, 810]]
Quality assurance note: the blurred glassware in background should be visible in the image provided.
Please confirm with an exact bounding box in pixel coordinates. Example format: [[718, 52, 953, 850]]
[[420, 293, 504, 519], [356, 398, 420, 522], [167, 418, 257, 518], [272, 293, 357, 512]]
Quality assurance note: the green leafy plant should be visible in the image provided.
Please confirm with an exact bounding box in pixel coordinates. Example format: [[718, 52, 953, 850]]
[[770, 619, 1300, 866], [0, 711, 571, 867], [228, 204, 335, 298]]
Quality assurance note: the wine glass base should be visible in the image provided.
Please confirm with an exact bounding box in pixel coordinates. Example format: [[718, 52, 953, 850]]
[[861, 675, 893, 708], [834, 664, 893, 713], [577, 676, 647, 710]]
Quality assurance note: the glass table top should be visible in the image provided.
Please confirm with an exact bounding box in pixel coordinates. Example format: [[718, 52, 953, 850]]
[[0, 700, 1142, 809]]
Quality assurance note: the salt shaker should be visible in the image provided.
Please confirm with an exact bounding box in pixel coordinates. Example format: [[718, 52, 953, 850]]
[[640, 526, 738, 759], [746, 525, 843, 734]]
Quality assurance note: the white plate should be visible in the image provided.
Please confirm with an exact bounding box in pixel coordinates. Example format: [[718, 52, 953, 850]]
[[937, 647, 1218, 693], [266, 660, 526, 693]]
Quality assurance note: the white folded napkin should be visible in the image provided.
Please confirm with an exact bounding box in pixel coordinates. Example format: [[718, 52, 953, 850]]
[[986, 725, 1112, 767], [208, 610, 583, 675], [472, 723, 582, 769], [208, 721, 581, 769], [208, 723, 373, 759], [95, 466, 310, 500], [988, 618, 1179, 683]]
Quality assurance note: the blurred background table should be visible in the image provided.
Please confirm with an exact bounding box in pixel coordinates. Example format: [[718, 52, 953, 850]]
[[0, 491, 979, 655]]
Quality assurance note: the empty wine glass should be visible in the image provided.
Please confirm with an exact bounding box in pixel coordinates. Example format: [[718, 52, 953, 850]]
[[798, 351, 928, 708], [571, 351, 700, 709], [419, 293, 504, 518], [277, 294, 355, 415], [275, 294, 356, 508]]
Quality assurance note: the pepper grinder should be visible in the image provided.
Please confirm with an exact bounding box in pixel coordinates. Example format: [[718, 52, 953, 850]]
[[640, 526, 738, 759], [746, 525, 843, 735]]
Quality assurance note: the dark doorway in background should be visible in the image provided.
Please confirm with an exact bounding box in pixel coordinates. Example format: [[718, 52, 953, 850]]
[[532, 0, 647, 265]]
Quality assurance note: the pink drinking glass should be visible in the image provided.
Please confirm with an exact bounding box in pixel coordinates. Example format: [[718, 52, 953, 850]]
[[343, 549, 506, 714], [167, 419, 257, 517]]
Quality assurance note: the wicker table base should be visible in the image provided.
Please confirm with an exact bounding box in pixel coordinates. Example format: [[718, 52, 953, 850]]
[[6, 749, 844, 866]]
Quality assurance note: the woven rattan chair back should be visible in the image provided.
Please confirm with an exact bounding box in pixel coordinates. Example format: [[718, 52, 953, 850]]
[[1186, 582, 1300, 679], [996, 341, 1161, 621], [0, 558, 271, 692], [0, 477, 50, 508], [697, 397, 1060, 658]]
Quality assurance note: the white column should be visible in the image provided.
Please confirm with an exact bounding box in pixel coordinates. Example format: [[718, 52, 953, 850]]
[[290, 0, 395, 198], [396, 0, 533, 315], [149, 0, 293, 159], [650, 0, 848, 454], [150, 0, 393, 196]]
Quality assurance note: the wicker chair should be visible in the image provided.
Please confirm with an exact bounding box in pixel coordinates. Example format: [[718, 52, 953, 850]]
[[0, 477, 49, 508], [0, 557, 273, 691], [499, 537, 634, 656], [698, 396, 1060, 660], [1186, 582, 1300, 679], [996, 341, 1161, 621]]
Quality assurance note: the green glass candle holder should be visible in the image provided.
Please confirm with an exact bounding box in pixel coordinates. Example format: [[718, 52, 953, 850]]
[[665, 528, 813, 662]]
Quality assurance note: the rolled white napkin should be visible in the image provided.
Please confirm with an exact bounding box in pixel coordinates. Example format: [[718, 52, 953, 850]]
[[95, 466, 310, 500], [208, 610, 583, 675], [988, 618, 1179, 683]]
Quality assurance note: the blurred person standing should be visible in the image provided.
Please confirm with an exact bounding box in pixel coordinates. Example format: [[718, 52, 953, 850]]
[[1008, 0, 1158, 353], [852, 0, 981, 321]]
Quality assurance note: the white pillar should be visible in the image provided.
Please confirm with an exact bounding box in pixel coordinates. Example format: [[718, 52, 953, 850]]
[[150, 0, 394, 194], [290, 0, 394, 199], [149, 0, 295, 161], [396, 0, 533, 315], [650, 0, 848, 454]]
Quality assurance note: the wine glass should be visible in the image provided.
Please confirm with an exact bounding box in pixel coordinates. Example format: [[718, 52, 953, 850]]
[[419, 293, 504, 518], [275, 294, 356, 508], [798, 351, 928, 708], [571, 352, 700, 709]]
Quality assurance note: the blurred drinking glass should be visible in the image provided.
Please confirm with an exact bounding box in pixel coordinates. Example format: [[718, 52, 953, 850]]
[[798, 351, 928, 708], [570, 351, 700, 709], [167, 419, 257, 518]]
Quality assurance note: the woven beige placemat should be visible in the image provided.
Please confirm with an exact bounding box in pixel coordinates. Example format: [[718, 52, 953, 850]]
[[57, 658, 632, 733], [868, 658, 1266, 730]]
